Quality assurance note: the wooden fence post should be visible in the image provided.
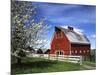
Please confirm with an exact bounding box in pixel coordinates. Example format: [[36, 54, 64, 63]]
[[80, 56, 82, 65]]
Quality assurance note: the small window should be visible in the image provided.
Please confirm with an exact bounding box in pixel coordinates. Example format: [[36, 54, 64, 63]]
[[75, 50, 77, 53], [56, 50, 64, 55], [87, 50, 89, 52], [56, 32, 62, 38], [80, 50, 82, 53], [56, 51, 59, 55], [84, 50, 85, 53], [71, 51, 73, 53], [60, 51, 63, 55]]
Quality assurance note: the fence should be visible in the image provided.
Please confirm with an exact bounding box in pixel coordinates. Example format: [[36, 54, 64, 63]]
[[28, 54, 82, 65]]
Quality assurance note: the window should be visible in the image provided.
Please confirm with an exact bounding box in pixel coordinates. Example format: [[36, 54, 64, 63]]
[[71, 51, 73, 53], [80, 50, 82, 53], [84, 50, 85, 53], [56, 31, 62, 38], [60, 51, 63, 55], [56, 50, 64, 55], [75, 50, 77, 53], [56, 51, 59, 55], [87, 50, 89, 53]]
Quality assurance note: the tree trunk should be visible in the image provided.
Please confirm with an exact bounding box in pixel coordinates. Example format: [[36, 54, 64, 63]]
[[90, 55, 91, 62], [17, 57, 22, 65]]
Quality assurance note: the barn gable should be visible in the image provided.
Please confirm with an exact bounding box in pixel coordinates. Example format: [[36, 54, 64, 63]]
[[55, 26, 90, 44]]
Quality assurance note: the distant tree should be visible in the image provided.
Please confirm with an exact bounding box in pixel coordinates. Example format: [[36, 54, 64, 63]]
[[11, 1, 51, 64], [26, 46, 35, 53], [44, 49, 50, 54], [90, 49, 96, 62], [37, 49, 43, 54]]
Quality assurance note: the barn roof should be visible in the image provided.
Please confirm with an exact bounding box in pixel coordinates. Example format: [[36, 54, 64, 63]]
[[55, 26, 90, 44]]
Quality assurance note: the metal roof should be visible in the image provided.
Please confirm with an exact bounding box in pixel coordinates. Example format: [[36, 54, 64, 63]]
[[56, 26, 90, 44]]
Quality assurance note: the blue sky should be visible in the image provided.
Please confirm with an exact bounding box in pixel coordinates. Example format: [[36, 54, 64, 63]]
[[32, 2, 96, 49]]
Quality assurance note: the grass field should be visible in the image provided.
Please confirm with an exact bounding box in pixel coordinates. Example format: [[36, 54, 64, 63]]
[[83, 61, 96, 67], [11, 57, 95, 74]]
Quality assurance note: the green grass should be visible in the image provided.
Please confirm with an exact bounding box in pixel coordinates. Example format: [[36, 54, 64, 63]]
[[83, 61, 96, 67], [11, 57, 89, 74]]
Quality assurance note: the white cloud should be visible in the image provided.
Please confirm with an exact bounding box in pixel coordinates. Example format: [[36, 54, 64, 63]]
[[34, 39, 50, 49], [61, 25, 84, 35], [45, 40, 50, 49], [90, 34, 96, 39], [87, 34, 96, 49], [35, 39, 48, 44], [74, 28, 84, 35]]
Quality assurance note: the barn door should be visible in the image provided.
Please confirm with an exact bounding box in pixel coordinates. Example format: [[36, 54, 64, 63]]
[[56, 50, 64, 55]]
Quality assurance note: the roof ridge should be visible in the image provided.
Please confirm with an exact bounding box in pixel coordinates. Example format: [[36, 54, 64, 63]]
[[55, 26, 90, 44]]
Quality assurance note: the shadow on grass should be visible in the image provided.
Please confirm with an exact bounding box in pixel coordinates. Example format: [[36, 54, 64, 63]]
[[12, 60, 57, 69], [11, 59, 58, 74], [11, 58, 87, 74]]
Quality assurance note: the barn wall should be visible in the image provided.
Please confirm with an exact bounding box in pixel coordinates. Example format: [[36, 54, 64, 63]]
[[71, 44, 91, 56], [50, 31, 71, 55], [50, 29, 91, 56]]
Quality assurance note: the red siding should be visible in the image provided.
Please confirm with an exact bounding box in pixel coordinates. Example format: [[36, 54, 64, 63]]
[[71, 44, 90, 56], [50, 31, 71, 55], [50, 31, 90, 56]]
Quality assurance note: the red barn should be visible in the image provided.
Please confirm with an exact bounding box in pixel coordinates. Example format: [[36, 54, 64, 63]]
[[50, 26, 90, 57]]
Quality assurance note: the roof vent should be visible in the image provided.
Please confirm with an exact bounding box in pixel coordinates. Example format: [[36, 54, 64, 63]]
[[68, 26, 73, 31]]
